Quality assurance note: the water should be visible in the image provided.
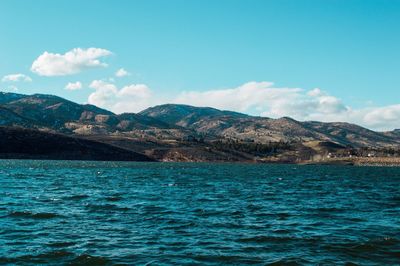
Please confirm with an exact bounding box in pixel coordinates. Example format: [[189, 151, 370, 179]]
[[0, 160, 399, 265]]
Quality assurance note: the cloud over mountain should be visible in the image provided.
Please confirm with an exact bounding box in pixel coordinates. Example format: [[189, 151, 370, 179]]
[[174, 82, 400, 131], [85, 80, 400, 131], [88, 80, 155, 113], [64, 81, 83, 90], [174, 82, 348, 118], [2, 74, 32, 82], [31, 48, 112, 76]]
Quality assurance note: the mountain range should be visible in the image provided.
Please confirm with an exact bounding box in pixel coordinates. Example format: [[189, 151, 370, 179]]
[[0, 91, 399, 163]]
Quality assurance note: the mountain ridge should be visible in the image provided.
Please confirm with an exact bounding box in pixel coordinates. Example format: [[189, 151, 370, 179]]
[[140, 103, 400, 148], [1, 91, 400, 163]]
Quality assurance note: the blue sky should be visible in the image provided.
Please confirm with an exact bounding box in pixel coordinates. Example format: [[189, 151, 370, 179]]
[[1, 0, 400, 130]]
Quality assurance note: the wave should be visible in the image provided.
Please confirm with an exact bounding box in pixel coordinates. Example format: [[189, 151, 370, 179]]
[[7, 211, 64, 219], [85, 204, 131, 212], [0, 252, 111, 265], [63, 194, 89, 200]]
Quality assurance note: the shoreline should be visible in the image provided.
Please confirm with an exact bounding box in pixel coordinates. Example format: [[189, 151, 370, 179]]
[[1, 155, 400, 167]]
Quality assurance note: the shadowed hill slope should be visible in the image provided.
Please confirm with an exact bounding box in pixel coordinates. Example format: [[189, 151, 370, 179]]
[[0, 126, 153, 161]]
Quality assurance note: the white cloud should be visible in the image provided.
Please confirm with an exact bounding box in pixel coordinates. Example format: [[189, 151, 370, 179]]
[[31, 48, 112, 76], [174, 81, 348, 118], [2, 73, 32, 82], [115, 68, 130, 77], [64, 81, 82, 90], [173, 82, 400, 131], [88, 80, 156, 113], [86, 80, 400, 131], [361, 105, 400, 130]]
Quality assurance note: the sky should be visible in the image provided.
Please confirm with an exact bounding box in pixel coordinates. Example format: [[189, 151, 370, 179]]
[[0, 0, 400, 131]]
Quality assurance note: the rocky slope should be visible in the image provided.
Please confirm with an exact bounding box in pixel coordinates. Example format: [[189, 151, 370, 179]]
[[141, 104, 400, 148]]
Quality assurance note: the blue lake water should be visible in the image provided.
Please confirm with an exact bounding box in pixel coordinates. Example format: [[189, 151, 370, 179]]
[[0, 160, 399, 265]]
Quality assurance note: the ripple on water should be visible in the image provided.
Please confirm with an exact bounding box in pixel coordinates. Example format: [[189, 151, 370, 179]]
[[0, 250, 74, 264], [85, 204, 130, 212], [46, 241, 77, 248], [67, 254, 111, 266], [324, 237, 400, 259], [7, 211, 64, 219], [63, 194, 89, 200], [105, 196, 123, 202]]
